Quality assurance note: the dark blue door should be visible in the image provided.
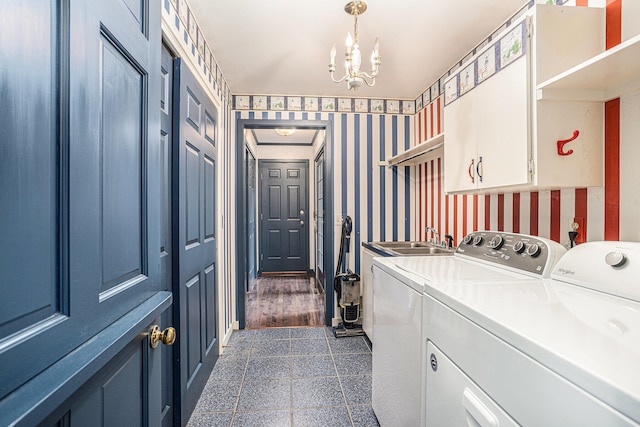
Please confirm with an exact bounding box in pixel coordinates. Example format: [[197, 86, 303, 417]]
[[0, 0, 168, 425], [259, 160, 309, 273], [160, 44, 175, 427], [247, 149, 257, 290], [173, 59, 219, 424], [315, 151, 326, 288]]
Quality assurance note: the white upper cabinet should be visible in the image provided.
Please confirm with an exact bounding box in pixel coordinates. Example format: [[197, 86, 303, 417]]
[[444, 4, 605, 194]]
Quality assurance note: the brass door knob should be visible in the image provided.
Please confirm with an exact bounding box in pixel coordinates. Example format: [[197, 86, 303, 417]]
[[149, 325, 176, 348]]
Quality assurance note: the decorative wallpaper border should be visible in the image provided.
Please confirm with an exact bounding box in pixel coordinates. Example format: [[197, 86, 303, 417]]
[[443, 20, 527, 106], [164, 0, 570, 115], [413, 0, 568, 113], [233, 95, 416, 115], [163, 0, 232, 107]]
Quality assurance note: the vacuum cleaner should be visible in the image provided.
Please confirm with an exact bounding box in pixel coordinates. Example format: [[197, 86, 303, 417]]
[[333, 216, 365, 338]]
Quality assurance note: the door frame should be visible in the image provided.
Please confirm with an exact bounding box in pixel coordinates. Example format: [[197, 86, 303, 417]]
[[257, 159, 310, 275], [235, 119, 334, 328], [314, 148, 326, 292], [246, 147, 257, 292]]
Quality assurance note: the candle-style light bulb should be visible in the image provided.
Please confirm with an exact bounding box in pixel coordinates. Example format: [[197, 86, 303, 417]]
[[330, 44, 336, 66], [346, 32, 353, 50]]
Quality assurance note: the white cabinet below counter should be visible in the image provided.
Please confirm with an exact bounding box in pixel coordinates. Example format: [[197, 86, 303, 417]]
[[444, 4, 605, 194], [361, 247, 376, 342]]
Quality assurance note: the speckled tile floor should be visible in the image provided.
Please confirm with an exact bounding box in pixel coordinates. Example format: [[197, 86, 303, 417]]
[[187, 327, 380, 427]]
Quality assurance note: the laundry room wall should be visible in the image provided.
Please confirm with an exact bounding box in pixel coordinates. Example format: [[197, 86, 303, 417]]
[[413, 0, 640, 247]]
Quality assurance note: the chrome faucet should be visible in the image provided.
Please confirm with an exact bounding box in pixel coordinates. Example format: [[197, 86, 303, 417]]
[[425, 227, 440, 246]]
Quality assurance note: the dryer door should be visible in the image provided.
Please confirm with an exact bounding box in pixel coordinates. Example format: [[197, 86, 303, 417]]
[[426, 341, 518, 427]]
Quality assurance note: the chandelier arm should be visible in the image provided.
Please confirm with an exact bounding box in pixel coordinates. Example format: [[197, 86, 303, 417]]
[[362, 77, 376, 87], [359, 71, 377, 80], [330, 72, 349, 84]]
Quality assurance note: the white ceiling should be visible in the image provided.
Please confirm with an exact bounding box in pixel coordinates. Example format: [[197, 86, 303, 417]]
[[187, 0, 528, 100]]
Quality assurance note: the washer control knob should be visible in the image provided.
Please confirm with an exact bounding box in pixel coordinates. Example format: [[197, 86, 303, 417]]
[[472, 235, 484, 246], [526, 243, 541, 257], [513, 241, 526, 254], [605, 251, 627, 267], [462, 235, 473, 245], [487, 235, 504, 250]]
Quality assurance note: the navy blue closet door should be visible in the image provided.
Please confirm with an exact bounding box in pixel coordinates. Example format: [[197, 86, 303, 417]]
[[0, 0, 165, 424], [173, 59, 219, 424]]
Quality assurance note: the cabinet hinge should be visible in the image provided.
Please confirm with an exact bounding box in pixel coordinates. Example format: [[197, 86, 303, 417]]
[[527, 19, 533, 39], [528, 159, 535, 175], [260, 213, 263, 220], [260, 254, 263, 261]]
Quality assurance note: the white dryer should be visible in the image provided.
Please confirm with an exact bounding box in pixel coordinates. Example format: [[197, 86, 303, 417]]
[[423, 240, 640, 425], [372, 231, 565, 427]]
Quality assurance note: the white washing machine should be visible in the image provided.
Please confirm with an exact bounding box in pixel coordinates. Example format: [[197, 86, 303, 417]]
[[423, 240, 640, 425], [372, 231, 565, 427]]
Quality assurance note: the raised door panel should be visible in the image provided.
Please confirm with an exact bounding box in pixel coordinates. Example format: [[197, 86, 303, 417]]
[[204, 156, 215, 240], [0, 0, 59, 341], [444, 91, 477, 193], [100, 38, 145, 294], [185, 143, 201, 247], [204, 264, 217, 353], [475, 56, 530, 190], [43, 327, 161, 427]]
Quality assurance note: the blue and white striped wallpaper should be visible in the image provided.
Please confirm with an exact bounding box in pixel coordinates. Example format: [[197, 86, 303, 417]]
[[236, 110, 414, 274]]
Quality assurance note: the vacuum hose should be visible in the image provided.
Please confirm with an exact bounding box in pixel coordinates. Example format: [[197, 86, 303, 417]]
[[335, 216, 352, 276], [334, 216, 353, 299]]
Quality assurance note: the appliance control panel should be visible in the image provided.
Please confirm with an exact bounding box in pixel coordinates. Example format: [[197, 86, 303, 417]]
[[456, 231, 565, 276]]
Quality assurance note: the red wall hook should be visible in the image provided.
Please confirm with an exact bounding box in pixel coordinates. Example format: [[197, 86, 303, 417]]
[[557, 130, 580, 156]]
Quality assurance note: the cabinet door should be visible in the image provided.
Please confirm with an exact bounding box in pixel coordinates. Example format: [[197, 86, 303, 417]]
[[476, 57, 530, 190], [361, 249, 375, 341], [444, 92, 478, 193]]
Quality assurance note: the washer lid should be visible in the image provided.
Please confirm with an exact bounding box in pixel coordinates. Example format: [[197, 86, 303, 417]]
[[551, 241, 640, 303]]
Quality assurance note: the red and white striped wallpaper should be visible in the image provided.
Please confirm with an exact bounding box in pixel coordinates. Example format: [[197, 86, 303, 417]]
[[414, 0, 640, 247]]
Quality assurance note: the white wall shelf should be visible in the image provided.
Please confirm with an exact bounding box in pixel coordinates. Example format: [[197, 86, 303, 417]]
[[537, 34, 640, 102], [380, 133, 444, 167]]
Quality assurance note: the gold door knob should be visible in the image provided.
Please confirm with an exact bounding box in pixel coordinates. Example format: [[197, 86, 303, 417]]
[[149, 325, 176, 348]]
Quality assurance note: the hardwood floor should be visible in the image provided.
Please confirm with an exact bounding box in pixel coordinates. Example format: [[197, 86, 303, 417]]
[[245, 275, 325, 329]]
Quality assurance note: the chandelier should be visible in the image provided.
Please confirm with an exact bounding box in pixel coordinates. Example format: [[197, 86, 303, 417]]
[[329, 0, 381, 90]]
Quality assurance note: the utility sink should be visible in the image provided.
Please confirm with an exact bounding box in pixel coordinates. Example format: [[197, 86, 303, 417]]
[[366, 241, 454, 256]]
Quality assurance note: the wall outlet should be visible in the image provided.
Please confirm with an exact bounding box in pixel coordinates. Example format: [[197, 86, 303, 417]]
[[573, 217, 585, 244]]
